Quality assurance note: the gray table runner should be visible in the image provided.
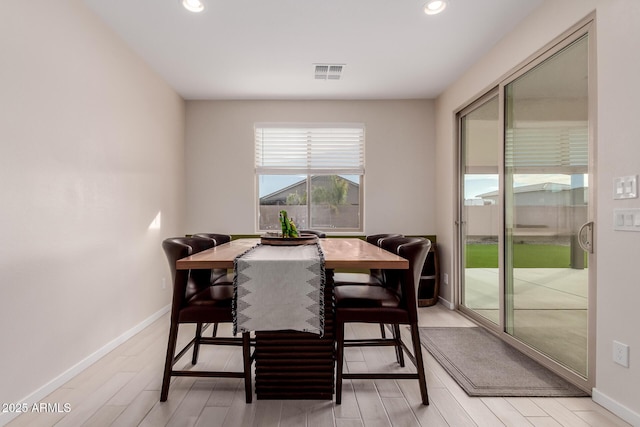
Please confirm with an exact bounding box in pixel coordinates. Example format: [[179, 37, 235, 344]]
[[233, 243, 325, 335]]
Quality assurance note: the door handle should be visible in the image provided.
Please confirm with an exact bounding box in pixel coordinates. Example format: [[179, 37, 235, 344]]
[[578, 221, 594, 254]]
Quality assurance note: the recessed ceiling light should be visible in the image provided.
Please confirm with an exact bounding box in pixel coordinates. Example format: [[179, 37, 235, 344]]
[[424, 0, 447, 15], [182, 0, 204, 13]]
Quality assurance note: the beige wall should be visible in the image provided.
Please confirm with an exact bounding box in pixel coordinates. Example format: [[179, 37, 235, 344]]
[[593, 0, 640, 421], [435, 0, 640, 422], [185, 100, 436, 236], [0, 0, 185, 411]]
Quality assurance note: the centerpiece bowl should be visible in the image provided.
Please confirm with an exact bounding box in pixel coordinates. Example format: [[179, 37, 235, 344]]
[[260, 233, 319, 246]]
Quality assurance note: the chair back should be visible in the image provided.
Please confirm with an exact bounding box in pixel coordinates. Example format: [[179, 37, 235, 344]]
[[365, 233, 402, 246], [192, 233, 232, 246], [380, 237, 431, 322], [162, 237, 216, 304], [365, 234, 403, 280], [190, 234, 232, 283]]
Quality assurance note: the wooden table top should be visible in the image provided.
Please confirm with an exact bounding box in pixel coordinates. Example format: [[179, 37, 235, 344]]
[[176, 238, 409, 270]]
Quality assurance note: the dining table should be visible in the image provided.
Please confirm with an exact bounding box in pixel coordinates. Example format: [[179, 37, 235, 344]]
[[176, 237, 408, 400]]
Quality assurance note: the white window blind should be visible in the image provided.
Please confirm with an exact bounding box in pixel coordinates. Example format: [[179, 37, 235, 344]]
[[505, 125, 588, 173], [255, 124, 365, 175]]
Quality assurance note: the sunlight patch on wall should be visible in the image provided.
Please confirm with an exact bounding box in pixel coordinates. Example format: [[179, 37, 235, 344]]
[[149, 211, 162, 230]]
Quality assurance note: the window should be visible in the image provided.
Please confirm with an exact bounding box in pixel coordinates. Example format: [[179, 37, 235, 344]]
[[255, 123, 364, 233]]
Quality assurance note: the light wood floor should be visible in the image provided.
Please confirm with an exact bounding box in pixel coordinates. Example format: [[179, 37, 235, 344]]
[[7, 304, 630, 427]]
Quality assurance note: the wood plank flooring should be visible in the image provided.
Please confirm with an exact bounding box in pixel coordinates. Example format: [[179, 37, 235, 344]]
[[6, 304, 630, 427]]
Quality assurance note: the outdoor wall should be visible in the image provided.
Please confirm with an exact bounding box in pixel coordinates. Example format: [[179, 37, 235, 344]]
[[466, 205, 586, 238], [0, 0, 185, 417], [435, 0, 640, 423], [185, 100, 436, 236], [260, 206, 360, 231]]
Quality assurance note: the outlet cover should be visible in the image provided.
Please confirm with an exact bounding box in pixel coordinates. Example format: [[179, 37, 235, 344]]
[[613, 341, 630, 367]]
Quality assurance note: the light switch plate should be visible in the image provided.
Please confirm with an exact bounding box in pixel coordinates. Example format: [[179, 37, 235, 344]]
[[614, 175, 638, 199]]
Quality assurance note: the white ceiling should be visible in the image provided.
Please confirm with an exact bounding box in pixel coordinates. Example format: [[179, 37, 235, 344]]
[[83, 0, 544, 100]]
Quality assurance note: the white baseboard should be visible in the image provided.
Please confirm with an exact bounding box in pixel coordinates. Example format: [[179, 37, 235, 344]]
[[592, 388, 640, 426], [437, 296, 455, 310], [0, 305, 170, 427]]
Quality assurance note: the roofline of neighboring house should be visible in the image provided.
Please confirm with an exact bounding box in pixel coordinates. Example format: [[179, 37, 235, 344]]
[[260, 175, 359, 201], [477, 182, 572, 198]]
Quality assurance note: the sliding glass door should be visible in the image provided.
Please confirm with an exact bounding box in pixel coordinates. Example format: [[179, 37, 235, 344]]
[[504, 34, 591, 378], [458, 23, 594, 385], [460, 93, 501, 326]]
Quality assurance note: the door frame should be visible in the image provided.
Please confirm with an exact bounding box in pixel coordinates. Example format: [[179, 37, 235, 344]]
[[454, 14, 597, 393]]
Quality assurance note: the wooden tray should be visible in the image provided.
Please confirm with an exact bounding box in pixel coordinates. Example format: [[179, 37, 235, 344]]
[[260, 234, 319, 246]]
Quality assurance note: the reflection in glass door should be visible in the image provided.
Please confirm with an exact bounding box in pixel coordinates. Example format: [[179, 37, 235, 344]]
[[460, 94, 501, 326], [505, 35, 590, 377]]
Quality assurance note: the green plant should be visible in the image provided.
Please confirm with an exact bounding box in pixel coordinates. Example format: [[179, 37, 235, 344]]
[[312, 175, 349, 213], [286, 191, 307, 205], [279, 210, 299, 238]]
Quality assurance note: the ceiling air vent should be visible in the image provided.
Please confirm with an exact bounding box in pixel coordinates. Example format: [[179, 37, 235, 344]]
[[314, 64, 344, 80]]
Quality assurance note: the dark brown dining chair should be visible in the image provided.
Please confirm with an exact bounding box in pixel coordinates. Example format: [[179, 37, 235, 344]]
[[191, 233, 234, 337], [191, 233, 232, 246], [379, 236, 425, 365], [334, 236, 431, 405], [192, 233, 232, 283], [161, 237, 253, 403], [333, 233, 403, 286], [333, 233, 403, 338]]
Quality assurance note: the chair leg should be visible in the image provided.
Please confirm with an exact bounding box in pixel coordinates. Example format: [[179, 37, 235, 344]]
[[335, 322, 345, 404], [192, 322, 203, 365], [160, 320, 180, 402], [409, 322, 429, 405], [392, 324, 405, 367], [212, 322, 219, 337], [379, 323, 386, 338], [242, 332, 253, 403]]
